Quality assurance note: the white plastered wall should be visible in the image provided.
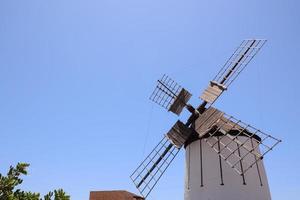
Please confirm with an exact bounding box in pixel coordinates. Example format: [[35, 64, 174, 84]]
[[184, 137, 271, 200]]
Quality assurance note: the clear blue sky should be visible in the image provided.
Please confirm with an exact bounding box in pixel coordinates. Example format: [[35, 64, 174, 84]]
[[0, 1, 299, 200]]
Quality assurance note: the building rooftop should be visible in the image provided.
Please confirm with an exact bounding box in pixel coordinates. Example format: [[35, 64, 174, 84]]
[[89, 190, 144, 200]]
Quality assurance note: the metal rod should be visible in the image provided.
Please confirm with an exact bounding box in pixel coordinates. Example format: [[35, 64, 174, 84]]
[[187, 144, 191, 189], [157, 79, 178, 97], [143, 147, 180, 198], [217, 136, 224, 185], [136, 143, 173, 188], [220, 40, 256, 85], [251, 138, 263, 186], [237, 142, 246, 185], [131, 137, 169, 182], [199, 139, 204, 187]]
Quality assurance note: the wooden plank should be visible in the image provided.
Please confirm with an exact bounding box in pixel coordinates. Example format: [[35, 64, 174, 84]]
[[195, 107, 224, 137], [169, 88, 192, 115], [166, 121, 192, 148], [200, 81, 226, 103]]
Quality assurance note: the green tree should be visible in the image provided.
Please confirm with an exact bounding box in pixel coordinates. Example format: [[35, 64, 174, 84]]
[[0, 163, 70, 200]]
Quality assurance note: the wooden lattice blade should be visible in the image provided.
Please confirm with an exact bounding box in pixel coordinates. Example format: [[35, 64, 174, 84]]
[[195, 107, 281, 176], [200, 39, 267, 106], [149, 74, 191, 115], [130, 136, 180, 198]]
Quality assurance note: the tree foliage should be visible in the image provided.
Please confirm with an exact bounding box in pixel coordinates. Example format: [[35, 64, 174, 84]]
[[0, 163, 70, 200]]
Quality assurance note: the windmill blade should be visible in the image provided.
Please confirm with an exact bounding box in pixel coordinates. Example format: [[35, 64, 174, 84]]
[[213, 39, 267, 87], [130, 121, 192, 198], [130, 137, 180, 198], [195, 107, 281, 176], [200, 39, 267, 105], [149, 74, 192, 115]]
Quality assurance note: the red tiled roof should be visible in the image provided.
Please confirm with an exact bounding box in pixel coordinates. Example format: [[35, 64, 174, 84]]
[[89, 190, 144, 200]]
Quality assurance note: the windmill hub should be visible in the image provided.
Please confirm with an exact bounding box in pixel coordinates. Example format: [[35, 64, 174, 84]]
[[130, 39, 281, 200], [186, 104, 199, 115]]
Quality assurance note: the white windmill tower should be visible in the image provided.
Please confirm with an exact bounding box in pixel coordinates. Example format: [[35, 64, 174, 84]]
[[130, 39, 281, 200]]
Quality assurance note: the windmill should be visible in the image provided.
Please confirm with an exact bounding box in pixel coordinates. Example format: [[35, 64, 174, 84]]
[[130, 39, 281, 200]]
